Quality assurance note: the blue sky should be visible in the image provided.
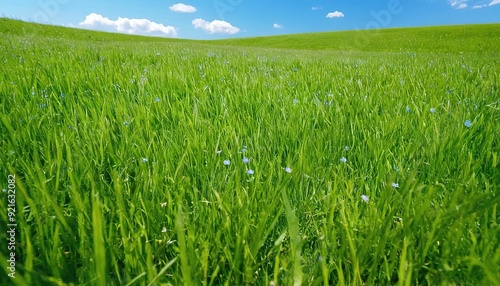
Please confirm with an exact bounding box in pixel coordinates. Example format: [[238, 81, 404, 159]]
[[1, 0, 499, 39]]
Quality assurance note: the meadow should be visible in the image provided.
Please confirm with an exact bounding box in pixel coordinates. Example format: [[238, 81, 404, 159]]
[[0, 19, 499, 285]]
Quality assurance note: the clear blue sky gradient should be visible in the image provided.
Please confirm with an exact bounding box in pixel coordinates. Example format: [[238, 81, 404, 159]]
[[1, 0, 499, 39]]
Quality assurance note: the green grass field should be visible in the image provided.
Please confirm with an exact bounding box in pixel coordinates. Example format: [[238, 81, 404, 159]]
[[0, 18, 499, 285]]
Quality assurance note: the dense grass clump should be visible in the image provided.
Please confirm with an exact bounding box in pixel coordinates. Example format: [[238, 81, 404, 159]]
[[0, 19, 499, 285]]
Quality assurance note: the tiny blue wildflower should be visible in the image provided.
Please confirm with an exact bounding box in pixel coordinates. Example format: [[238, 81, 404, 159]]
[[61, 93, 65, 98], [293, 99, 298, 105], [241, 146, 247, 153], [406, 106, 411, 113], [123, 121, 129, 126], [464, 120, 471, 128], [242, 157, 249, 164], [142, 158, 148, 163], [340, 157, 347, 163], [392, 182, 399, 188], [345, 146, 349, 151], [430, 108, 435, 113], [223, 160, 230, 166], [155, 97, 160, 102], [285, 167, 292, 173], [246, 169, 254, 175], [361, 195, 369, 203]]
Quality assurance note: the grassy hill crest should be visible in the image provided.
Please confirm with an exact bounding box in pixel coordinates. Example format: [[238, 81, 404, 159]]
[[1, 17, 499, 53]]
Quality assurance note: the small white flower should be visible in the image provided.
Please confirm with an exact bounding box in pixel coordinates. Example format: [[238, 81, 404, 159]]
[[142, 158, 148, 163], [340, 157, 347, 163], [216, 150, 222, 154], [223, 160, 230, 166], [430, 108, 435, 113], [392, 182, 399, 188], [161, 227, 167, 233], [285, 166, 292, 173], [160, 202, 167, 207], [361, 195, 369, 203], [246, 169, 254, 175], [345, 146, 349, 151]]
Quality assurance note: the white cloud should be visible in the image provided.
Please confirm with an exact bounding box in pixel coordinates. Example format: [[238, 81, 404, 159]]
[[192, 18, 240, 34], [273, 23, 283, 29], [312, 6, 322, 10], [169, 3, 197, 13], [326, 11, 345, 18], [79, 13, 177, 37], [449, 0, 468, 8], [450, 0, 500, 8]]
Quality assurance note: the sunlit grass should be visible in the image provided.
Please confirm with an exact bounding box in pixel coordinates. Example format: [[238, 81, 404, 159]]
[[0, 19, 499, 285]]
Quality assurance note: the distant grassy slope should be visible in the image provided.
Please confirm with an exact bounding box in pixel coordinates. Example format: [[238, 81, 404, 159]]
[[1, 18, 499, 54], [0, 18, 185, 43], [209, 24, 500, 53]]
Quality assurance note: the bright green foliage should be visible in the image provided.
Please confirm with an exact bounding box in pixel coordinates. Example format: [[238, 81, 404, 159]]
[[208, 24, 500, 53], [0, 19, 499, 285]]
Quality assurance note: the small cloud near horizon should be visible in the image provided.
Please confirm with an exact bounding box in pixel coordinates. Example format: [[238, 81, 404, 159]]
[[273, 23, 283, 29], [449, 0, 468, 9], [312, 6, 322, 10], [78, 13, 177, 37], [326, 11, 345, 18], [450, 0, 500, 9], [192, 18, 240, 34], [169, 3, 197, 13]]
